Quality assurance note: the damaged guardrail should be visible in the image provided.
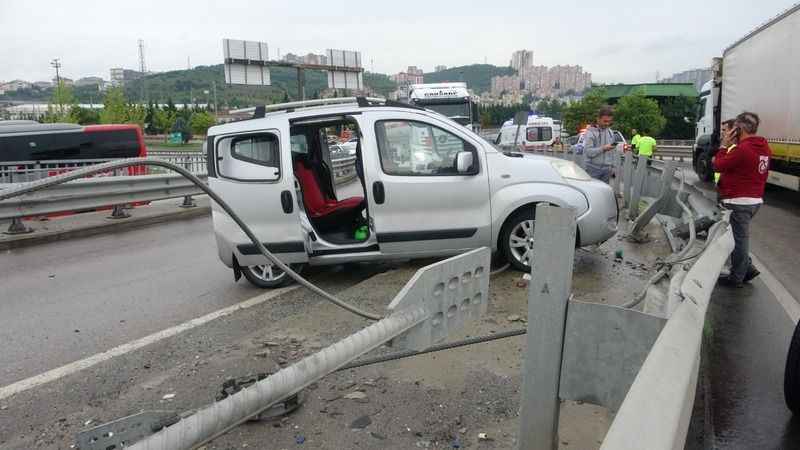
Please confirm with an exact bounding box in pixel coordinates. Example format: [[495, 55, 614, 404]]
[[0, 153, 358, 234], [602, 215, 733, 450], [78, 248, 491, 450], [0, 174, 208, 233]]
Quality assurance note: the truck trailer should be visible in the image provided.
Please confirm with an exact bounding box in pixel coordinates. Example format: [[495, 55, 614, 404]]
[[693, 4, 800, 191]]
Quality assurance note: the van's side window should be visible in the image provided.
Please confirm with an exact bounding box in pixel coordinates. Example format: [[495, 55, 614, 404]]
[[217, 133, 281, 182], [231, 135, 280, 166], [375, 120, 478, 176]]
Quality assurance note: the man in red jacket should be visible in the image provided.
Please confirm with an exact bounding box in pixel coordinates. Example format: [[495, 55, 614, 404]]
[[714, 112, 772, 287]]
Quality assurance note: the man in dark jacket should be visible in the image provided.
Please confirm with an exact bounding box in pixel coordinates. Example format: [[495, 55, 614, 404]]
[[713, 112, 772, 287]]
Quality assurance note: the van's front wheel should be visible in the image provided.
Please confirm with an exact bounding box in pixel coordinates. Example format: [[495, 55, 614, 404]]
[[242, 263, 304, 289], [501, 209, 537, 272]]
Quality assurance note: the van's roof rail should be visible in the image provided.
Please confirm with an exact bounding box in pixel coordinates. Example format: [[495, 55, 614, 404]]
[[229, 96, 422, 118], [230, 97, 386, 116]]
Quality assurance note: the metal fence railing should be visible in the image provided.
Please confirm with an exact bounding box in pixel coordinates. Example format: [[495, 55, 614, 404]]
[[0, 159, 132, 184]]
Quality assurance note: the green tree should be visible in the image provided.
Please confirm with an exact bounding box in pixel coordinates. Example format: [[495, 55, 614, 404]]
[[189, 111, 216, 135], [45, 81, 78, 123], [614, 91, 667, 137], [535, 98, 565, 120], [659, 95, 696, 139], [100, 87, 130, 124], [68, 106, 100, 124], [172, 117, 192, 143], [126, 103, 147, 129], [562, 88, 607, 135], [152, 109, 176, 135]]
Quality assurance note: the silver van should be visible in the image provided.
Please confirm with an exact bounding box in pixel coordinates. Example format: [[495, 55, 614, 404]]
[[206, 98, 618, 288]]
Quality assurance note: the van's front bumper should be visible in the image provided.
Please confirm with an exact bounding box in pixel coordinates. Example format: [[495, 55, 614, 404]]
[[570, 179, 618, 246]]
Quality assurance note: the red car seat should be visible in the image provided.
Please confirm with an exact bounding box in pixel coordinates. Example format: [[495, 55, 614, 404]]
[[294, 159, 364, 228]]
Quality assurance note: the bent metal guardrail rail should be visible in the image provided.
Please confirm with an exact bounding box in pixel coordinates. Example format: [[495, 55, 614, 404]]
[[0, 174, 207, 222], [0, 152, 358, 233]]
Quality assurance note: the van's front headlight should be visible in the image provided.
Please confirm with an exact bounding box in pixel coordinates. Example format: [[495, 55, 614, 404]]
[[551, 160, 592, 181]]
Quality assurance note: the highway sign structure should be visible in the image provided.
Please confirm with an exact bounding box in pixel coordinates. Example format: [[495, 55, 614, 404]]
[[222, 39, 364, 99]]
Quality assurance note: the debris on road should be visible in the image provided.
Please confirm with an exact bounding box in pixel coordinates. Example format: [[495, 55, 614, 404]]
[[506, 314, 526, 323], [350, 415, 372, 429], [343, 391, 368, 401]]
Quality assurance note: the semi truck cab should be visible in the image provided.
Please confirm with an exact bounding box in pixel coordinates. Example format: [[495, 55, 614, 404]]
[[408, 82, 481, 133]]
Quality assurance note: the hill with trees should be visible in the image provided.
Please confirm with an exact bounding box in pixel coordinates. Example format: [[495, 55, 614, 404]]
[[1, 65, 398, 108]]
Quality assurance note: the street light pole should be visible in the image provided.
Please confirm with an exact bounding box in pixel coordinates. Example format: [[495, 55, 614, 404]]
[[212, 80, 218, 114], [51, 58, 62, 114]]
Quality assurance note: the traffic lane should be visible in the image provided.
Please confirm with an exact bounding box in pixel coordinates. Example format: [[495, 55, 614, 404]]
[[0, 233, 654, 449], [0, 216, 257, 386], [750, 185, 800, 301], [707, 278, 800, 449], [0, 216, 380, 387]]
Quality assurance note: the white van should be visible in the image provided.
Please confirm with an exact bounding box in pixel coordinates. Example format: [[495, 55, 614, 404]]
[[494, 115, 556, 151], [205, 98, 618, 288]]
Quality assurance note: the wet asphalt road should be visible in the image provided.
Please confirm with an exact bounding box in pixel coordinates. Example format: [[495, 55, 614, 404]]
[[0, 216, 265, 386], [702, 185, 800, 449]]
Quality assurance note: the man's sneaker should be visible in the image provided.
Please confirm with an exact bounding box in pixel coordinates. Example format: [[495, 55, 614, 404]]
[[743, 268, 761, 284], [718, 275, 744, 288]]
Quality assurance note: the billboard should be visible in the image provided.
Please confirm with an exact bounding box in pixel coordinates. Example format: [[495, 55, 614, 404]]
[[326, 49, 363, 90], [223, 39, 269, 61], [224, 64, 271, 86], [223, 39, 271, 86]]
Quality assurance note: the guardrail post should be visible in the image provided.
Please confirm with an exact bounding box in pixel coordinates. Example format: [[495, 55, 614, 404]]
[[179, 195, 197, 208], [108, 204, 131, 219], [622, 152, 634, 207], [628, 156, 649, 220], [517, 205, 576, 450], [630, 162, 677, 237], [4, 217, 33, 235], [611, 149, 622, 195]]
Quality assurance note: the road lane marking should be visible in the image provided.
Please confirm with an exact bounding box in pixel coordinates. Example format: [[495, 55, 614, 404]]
[[752, 253, 800, 324], [0, 285, 299, 401]]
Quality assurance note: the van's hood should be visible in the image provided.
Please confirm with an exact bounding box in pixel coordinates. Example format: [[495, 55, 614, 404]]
[[487, 151, 567, 184]]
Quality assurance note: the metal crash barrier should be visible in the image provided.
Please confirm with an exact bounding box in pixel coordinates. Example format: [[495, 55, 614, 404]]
[[0, 151, 358, 234]]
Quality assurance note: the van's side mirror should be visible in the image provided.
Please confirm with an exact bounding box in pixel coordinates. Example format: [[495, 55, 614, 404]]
[[456, 151, 474, 173]]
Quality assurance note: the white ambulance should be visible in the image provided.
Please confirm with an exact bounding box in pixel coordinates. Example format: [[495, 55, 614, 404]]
[[494, 115, 557, 151]]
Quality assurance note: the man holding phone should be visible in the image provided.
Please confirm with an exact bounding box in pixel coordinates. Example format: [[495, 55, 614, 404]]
[[714, 112, 772, 287], [583, 106, 617, 182]]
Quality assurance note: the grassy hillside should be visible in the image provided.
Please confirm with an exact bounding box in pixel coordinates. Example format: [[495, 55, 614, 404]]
[[423, 64, 516, 94]]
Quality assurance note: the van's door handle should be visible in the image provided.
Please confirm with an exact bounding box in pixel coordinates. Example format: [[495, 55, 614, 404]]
[[280, 190, 293, 213], [373, 181, 385, 204]]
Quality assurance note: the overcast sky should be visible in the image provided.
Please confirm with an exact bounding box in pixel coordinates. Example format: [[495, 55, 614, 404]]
[[1, 0, 796, 84]]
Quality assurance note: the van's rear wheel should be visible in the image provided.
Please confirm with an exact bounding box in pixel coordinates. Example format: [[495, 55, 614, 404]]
[[242, 263, 304, 289], [501, 209, 538, 272]]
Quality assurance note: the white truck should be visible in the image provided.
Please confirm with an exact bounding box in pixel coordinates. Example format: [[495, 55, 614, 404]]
[[693, 4, 800, 191], [408, 82, 481, 132]]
